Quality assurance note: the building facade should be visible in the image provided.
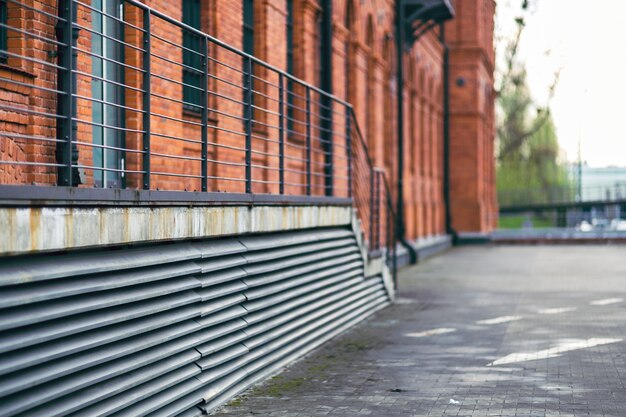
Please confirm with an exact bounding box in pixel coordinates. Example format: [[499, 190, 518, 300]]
[[0, 0, 496, 415]]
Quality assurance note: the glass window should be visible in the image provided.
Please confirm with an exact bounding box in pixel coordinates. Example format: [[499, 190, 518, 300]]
[[91, 0, 124, 188], [0, 1, 7, 63], [183, 0, 203, 112], [286, 0, 294, 132], [243, 0, 254, 111]]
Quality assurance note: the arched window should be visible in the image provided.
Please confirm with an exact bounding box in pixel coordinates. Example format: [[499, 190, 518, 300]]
[[344, 0, 355, 102], [365, 15, 375, 149]]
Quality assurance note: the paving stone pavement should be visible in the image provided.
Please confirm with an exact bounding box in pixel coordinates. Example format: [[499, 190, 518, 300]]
[[212, 245, 626, 417]]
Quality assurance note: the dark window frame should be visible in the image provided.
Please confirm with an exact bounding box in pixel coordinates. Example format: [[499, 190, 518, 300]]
[[182, 0, 203, 113], [285, 0, 294, 134], [0, 0, 8, 63]]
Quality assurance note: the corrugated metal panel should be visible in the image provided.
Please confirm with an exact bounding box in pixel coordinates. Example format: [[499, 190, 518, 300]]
[[0, 227, 391, 416]]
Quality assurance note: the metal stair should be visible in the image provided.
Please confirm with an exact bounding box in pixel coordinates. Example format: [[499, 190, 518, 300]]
[[0, 226, 391, 416]]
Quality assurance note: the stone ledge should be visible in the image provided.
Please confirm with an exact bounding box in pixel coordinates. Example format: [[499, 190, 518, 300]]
[[0, 205, 353, 256]]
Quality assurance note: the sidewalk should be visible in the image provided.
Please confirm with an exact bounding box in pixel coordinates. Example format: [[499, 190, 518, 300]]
[[212, 245, 626, 416]]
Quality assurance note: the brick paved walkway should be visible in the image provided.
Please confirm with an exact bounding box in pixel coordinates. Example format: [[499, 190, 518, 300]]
[[212, 246, 626, 416]]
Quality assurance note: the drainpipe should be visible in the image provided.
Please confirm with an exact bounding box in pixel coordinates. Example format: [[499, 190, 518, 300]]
[[321, 0, 333, 196], [395, 0, 418, 264], [440, 24, 456, 240]]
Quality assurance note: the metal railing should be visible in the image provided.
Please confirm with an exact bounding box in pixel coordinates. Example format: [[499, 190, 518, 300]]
[[499, 184, 626, 209], [0, 0, 351, 197], [0, 0, 396, 270], [349, 109, 397, 281]]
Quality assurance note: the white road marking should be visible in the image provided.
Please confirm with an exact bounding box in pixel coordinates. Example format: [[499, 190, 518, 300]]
[[405, 328, 456, 338], [488, 338, 623, 366], [476, 315, 523, 325], [590, 298, 624, 306], [537, 307, 577, 315]]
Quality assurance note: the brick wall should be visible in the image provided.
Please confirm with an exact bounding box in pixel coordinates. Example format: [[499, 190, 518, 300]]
[[446, 0, 498, 233], [0, 0, 496, 237]]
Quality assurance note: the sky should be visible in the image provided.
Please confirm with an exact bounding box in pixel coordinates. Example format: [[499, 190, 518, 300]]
[[496, 0, 626, 168]]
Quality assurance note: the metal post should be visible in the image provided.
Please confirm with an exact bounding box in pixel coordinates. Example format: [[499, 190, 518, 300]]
[[201, 37, 208, 192], [321, 0, 333, 196], [142, 9, 151, 190], [278, 74, 285, 194], [346, 110, 352, 198], [441, 24, 453, 237], [376, 171, 381, 249], [370, 166, 375, 247], [395, 0, 405, 242], [305, 86, 312, 196], [244, 56, 253, 193]]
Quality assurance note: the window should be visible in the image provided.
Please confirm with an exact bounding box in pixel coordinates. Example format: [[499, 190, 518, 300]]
[[182, 0, 203, 112], [242, 0, 254, 111], [285, 0, 294, 132], [0, 0, 7, 63], [243, 0, 254, 56], [91, 0, 125, 188]]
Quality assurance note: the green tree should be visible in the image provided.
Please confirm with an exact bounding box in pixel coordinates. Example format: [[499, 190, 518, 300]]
[[496, 1, 573, 207]]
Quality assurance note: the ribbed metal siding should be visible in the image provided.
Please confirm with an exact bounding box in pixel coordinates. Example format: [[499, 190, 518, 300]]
[[0, 227, 390, 416]]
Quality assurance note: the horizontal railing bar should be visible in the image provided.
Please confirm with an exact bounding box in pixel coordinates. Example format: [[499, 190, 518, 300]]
[[149, 71, 204, 92], [150, 51, 204, 74], [0, 77, 68, 95], [151, 111, 204, 127], [150, 131, 202, 145], [74, 94, 145, 114], [150, 151, 203, 162], [0, 23, 65, 46], [209, 72, 246, 91], [150, 32, 205, 58], [74, 118, 145, 134], [0, 50, 66, 70], [6, 0, 65, 22], [76, 164, 145, 174], [206, 55, 245, 76], [74, 46, 144, 73], [205, 158, 246, 168], [0, 133, 66, 143], [74, 70, 145, 93], [250, 74, 281, 90], [75, 0, 145, 32], [0, 105, 66, 119], [75, 140, 145, 154], [250, 119, 281, 132], [74, 23, 145, 53], [206, 88, 247, 107], [250, 103, 280, 118], [150, 91, 201, 110], [0, 160, 64, 167]]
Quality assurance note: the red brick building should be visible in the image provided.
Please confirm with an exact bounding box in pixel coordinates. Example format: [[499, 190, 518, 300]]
[[0, 0, 496, 240]]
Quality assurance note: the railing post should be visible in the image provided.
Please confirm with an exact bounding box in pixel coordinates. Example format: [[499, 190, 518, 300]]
[[346, 110, 352, 199], [55, 0, 76, 186], [278, 73, 285, 194], [305, 86, 312, 196], [376, 170, 381, 250], [201, 37, 208, 192], [322, 98, 333, 197], [142, 8, 151, 190], [370, 166, 375, 248], [244, 56, 253, 193]]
